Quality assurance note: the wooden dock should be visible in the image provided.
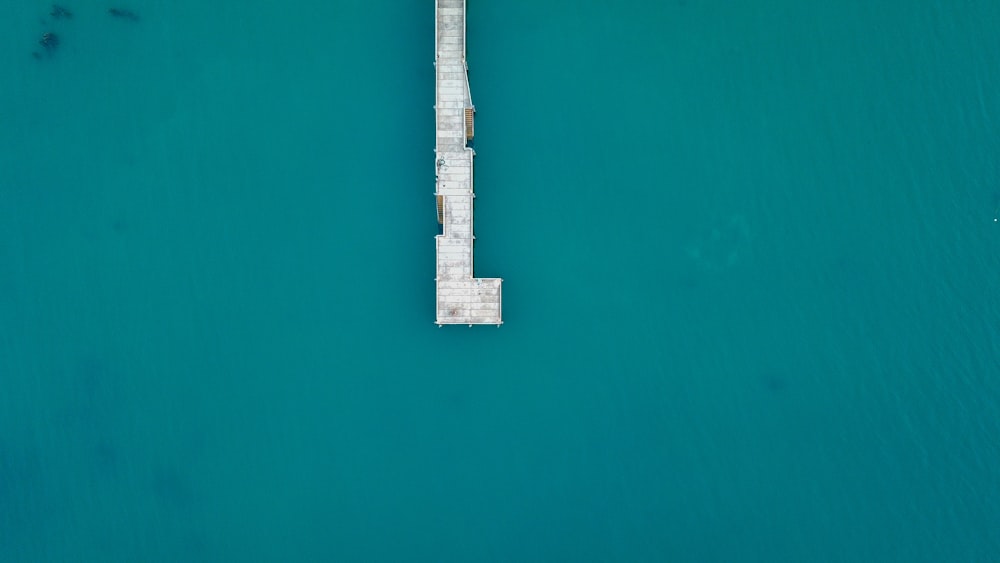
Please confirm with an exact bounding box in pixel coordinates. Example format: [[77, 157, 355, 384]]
[[434, 0, 502, 326]]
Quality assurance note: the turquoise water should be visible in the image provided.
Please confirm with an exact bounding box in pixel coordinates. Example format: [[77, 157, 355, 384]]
[[2, 0, 999, 560]]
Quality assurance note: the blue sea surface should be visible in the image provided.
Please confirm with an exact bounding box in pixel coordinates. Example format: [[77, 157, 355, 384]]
[[2, 1, 999, 561]]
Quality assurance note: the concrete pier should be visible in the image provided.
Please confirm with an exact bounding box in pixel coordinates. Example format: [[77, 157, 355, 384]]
[[434, 0, 502, 326]]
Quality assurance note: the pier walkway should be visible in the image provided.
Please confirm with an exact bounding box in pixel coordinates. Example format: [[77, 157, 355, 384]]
[[434, 0, 502, 326]]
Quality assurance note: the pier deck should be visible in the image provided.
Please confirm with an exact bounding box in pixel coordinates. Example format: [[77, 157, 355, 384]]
[[434, 0, 502, 326]]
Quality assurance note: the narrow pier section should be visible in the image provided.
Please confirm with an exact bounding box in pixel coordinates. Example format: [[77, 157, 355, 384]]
[[434, 0, 502, 326]]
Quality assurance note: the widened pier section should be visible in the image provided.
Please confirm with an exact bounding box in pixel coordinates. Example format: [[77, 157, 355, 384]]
[[434, 0, 502, 326]]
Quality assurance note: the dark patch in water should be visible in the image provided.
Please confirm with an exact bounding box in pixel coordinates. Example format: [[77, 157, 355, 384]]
[[759, 372, 789, 393], [51, 5, 73, 19], [40, 32, 59, 48], [60, 356, 127, 483], [0, 440, 44, 545], [94, 440, 118, 474], [152, 464, 195, 509], [108, 8, 140, 22], [74, 356, 113, 407]]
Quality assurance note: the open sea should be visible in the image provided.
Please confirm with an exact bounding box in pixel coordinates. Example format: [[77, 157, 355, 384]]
[[2, 1, 999, 561]]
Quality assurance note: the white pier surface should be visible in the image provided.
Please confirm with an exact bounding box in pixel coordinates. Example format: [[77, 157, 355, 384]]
[[434, 0, 502, 326]]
